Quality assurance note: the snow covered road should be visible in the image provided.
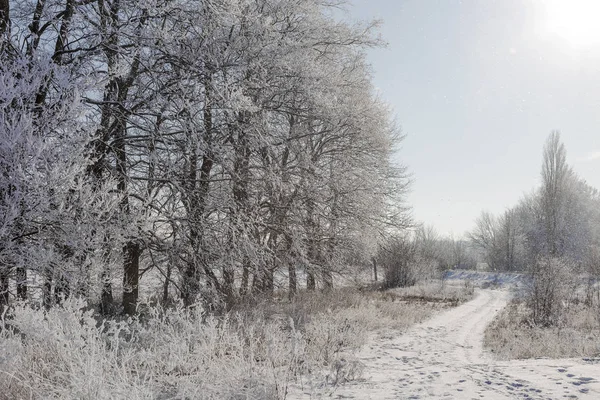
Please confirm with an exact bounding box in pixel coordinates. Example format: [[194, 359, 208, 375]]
[[297, 289, 600, 399]]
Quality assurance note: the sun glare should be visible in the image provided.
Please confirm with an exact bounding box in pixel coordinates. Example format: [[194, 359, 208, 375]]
[[542, 0, 600, 48]]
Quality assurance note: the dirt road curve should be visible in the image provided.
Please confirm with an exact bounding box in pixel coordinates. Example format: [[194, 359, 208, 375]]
[[300, 289, 600, 399]]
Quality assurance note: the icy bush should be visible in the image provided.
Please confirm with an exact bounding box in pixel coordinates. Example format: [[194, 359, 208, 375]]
[[0, 299, 296, 399], [304, 310, 367, 365], [0, 292, 384, 399], [526, 257, 576, 327], [485, 299, 600, 360]]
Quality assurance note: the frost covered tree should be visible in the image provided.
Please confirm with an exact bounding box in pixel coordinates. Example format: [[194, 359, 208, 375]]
[[0, 41, 122, 313], [0, 0, 411, 313], [468, 211, 502, 270], [469, 131, 600, 273], [520, 131, 596, 265], [539, 131, 573, 257]]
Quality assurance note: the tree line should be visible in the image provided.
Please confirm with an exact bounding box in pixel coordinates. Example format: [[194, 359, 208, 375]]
[[0, 0, 411, 315], [379, 132, 600, 294], [468, 131, 600, 274]]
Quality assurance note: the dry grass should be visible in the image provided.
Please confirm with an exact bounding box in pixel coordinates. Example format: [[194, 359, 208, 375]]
[[387, 280, 475, 305], [0, 281, 474, 399], [484, 299, 600, 360]]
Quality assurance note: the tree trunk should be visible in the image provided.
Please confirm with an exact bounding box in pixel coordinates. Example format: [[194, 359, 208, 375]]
[[251, 265, 274, 296], [75, 256, 91, 299], [16, 266, 27, 300], [304, 154, 319, 292], [43, 271, 53, 309], [51, 0, 74, 65], [222, 266, 235, 310], [227, 110, 251, 305], [115, 95, 138, 313], [286, 232, 298, 300], [181, 259, 199, 308], [306, 271, 316, 291], [25, 0, 45, 56], [162, 263, 172, 305], [0, 268, 8, 314], [288, 262, 297, 299], [54, 274, 70, 304], [100, 267, 113, 314], [182, 132, 200, 307], [181, 78, 215, 307], [372, 257, 378, 281], [0, 0, 9, 46], [322, 270, 333, 290], [122, 242, 141, 315], [250, 272, 259, 294], [240, 259, 249, 296], [265, 269, 274, 294]]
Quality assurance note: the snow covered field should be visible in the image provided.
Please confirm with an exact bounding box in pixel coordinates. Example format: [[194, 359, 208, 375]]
[[291, 288, 600, 399]]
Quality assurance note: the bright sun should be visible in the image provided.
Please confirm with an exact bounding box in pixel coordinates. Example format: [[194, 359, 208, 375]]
[[542, 0, 600, 48]]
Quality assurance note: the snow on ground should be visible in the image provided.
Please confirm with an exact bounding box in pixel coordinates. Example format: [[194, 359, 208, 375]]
[[291, 289, 600, 399]]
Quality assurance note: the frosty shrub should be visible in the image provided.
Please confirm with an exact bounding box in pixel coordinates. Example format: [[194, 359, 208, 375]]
[[485, 298, 600, 360], [303, 309, 367, 365], [526, 257, 576, 327], [378, 227, 447, 290], [0, 286, 453, 400], [380, 236, 418, 288], [0, 299, 296, 400], [381, 252, 438, 289]]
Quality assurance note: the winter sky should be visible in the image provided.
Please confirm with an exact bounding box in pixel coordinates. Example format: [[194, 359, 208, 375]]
[[345, 0, 600, 237]]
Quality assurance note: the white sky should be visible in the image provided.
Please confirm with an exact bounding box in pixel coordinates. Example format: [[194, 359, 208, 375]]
[[345, 0, 600, 237]]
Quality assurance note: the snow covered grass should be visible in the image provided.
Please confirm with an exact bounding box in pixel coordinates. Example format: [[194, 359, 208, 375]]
[[0, 283, 474, 400], [484, 259, 600, 360], [0, 299, 290, 400], [484, 297, 600, 360]]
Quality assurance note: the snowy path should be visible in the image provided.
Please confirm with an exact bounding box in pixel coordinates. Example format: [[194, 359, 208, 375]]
[[295, 289, 600, 399]]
